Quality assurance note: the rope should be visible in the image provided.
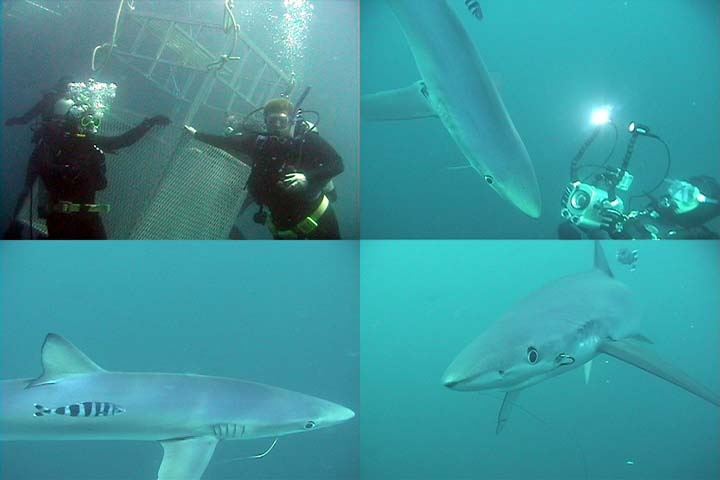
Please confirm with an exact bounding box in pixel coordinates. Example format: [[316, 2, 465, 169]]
[[206, 0, 241, 72], [91, 0, 135, 72]]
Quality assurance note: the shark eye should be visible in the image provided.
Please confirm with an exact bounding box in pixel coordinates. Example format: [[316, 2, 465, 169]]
[[304, 421, 316, 429], [527, 346, 539, 364], [484, 175, 494, 185]]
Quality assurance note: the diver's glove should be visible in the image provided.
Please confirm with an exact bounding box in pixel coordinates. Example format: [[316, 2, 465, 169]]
[[183, 125, 197, 136], [279, 172, 308, 192], [143, 115, 171, 127]]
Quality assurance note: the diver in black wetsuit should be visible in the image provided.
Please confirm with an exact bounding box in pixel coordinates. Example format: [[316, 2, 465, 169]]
[[5, 76, 73, 126], [559, 175, 720, 240], [4, 76, 74, 237], [612, 176, 720, 240], [9, 79, 170, 239], [184, 97, 344, 239]]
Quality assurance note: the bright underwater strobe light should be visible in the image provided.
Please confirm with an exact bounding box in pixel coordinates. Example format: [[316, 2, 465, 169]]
[[591, 106, 612, 126]]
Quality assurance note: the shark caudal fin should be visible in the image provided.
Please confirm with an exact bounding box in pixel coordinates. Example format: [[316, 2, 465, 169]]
[[26, 333, 106, 389], [599, 338, 720, 407], [593, 241, 614, 278]]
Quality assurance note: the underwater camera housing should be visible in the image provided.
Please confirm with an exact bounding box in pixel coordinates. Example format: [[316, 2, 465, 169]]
[[561, 180, 625, 229]]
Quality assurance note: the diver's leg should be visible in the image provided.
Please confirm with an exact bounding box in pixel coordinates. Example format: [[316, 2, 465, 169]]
[[88, 214, 107, 240]]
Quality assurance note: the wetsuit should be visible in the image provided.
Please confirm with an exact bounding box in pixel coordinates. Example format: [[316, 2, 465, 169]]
[[611, 210, 719, 239], [194, 126, 344, 239], [32, 119, 161, 239], [557, 211, 719, 240], [3, 86, 68, 238], [5, 87, 65, 126]]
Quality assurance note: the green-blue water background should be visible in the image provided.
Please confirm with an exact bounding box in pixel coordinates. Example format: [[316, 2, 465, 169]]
[[1, 0, 359, 238], [361, 240, 719, 479], [360, 0, 720, 238], [0, 241, 359, 479]]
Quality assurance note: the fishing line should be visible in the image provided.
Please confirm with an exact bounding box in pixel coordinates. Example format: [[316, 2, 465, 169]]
[[477, 392, 589, 480], [217, 437, 278, 464]]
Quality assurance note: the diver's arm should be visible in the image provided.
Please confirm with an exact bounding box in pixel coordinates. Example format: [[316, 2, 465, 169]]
[[94, 115, 169, 152], [300, 135, 344, 183], [192, 131, 253, 165], [5, 93, 54, 126]]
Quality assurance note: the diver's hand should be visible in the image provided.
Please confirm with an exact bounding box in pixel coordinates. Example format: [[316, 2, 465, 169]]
[[144, 115, 171, 127], [279, 172, 308, 192], [184, 125, 197, 136]]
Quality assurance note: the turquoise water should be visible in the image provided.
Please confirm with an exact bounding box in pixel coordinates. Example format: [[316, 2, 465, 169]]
[[361, 240, 719, 479], [360, 0, 720, 238], [0, 241, 359, 479]]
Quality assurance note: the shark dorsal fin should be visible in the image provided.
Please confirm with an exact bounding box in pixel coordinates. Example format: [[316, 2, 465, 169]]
[[593, 241, 614, 278], [26, 333, 105, 388]]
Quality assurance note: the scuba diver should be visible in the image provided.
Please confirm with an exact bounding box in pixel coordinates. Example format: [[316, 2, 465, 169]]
[[6, 78, 170, 240], [557, 112, 720, 240], [4, 76, 74, 238], [614, 176, 720, 239], [184, 94, 344, 239]]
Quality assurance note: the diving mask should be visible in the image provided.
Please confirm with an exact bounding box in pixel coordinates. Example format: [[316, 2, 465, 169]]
[[662, 179, 719, 214], [265, 112, 290, 132]]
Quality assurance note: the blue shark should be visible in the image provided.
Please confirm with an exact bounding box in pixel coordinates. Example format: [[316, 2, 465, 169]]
[[362, 0, 541, 218], [0, 334, 355, 479], [442, 242, 719, 433]]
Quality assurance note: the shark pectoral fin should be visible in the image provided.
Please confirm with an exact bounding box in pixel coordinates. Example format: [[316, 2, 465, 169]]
[[158, 436, 219, 480], [26, 333, 106, 389], [496, 390, 521, 434], [583, 360, 593, 384], [360, 80, 437, 121], [599, 339, 720, 407]]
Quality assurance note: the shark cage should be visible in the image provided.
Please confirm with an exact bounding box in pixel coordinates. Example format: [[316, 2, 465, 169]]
[[16, 0, 297, 239]]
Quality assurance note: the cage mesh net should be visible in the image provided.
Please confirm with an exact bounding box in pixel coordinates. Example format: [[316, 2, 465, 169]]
[[17, 109, 251, 239]]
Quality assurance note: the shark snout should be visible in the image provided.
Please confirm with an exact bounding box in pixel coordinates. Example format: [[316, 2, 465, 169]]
[[323, 402, 355, 426], [492, 171, 542, 219], [443, 379, 461, 389], [441, 369, 475, 390], [335, 405, 356, 423]]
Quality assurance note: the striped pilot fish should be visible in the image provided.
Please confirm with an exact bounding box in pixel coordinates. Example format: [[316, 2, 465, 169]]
[[33, 402, 125, 417], [465, 0, 483, 21]]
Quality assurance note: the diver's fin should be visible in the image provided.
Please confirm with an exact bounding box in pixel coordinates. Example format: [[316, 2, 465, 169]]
[[361, 80, 437, 121], [583, 360, 593, 385], [158, 437, 219, 480], [593, 241, 614, 278], [27, 333, 106, 388], [496, 390, 521, 434], [599, 339, 720, 407]]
